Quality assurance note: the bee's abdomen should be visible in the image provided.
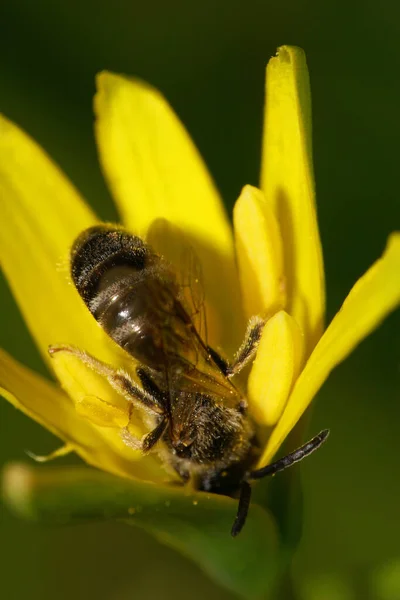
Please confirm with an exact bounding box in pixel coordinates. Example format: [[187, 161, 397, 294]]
[[71, 226, 182, 369], [96, 279, 173, 368], [71, 226, 148, 305]]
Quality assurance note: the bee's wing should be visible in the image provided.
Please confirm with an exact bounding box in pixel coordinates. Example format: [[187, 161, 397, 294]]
[[178, 366, 240, 405], [147, 218, 208, 345], [147, 219, 240, 406], [179, 242, 208, 345]]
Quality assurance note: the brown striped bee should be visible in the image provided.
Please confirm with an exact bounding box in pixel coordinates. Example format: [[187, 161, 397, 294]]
[[49, 225, 328, 536]]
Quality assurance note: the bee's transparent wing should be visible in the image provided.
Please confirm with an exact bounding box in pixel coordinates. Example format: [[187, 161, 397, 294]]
[[146, 218, 208, 346], [147, 219, 234, 402], [179, 241, 208, 345]]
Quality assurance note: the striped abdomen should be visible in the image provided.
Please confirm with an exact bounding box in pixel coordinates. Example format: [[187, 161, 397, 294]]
[[71, 226, 193, 370]]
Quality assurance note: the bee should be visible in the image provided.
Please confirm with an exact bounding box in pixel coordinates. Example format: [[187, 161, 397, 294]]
[[49, 225, 329, 536]]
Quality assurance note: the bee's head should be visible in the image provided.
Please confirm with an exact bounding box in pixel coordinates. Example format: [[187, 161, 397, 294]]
[[171, 395, 247, 464]]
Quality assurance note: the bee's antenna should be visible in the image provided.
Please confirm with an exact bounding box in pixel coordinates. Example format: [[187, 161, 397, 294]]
[[231, 481, 252, 537], [249, 429, 330, 481], [231, 430, 329, 537]]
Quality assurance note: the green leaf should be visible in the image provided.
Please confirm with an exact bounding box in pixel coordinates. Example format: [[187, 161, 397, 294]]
[[2, 463, 280, 599]]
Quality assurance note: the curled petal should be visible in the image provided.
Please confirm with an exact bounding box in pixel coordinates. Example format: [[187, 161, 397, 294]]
[[260, 46, 325, 351], [261, 233, 400, 464], [0, 115, 152, 405], [248, 311, 304, 427], [0, 348, 162, 482], [233, 185, 286, 320], [49, 349, 168, 480], [94, 73, 243, 351], [0, 115, 156, 480]]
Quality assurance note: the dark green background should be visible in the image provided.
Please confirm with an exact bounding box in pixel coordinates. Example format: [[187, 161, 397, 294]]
[[1, 1, 399, 598]]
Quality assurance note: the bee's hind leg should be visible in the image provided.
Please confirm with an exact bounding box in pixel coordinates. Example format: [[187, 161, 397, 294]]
[[207, 316, 265, 377], [120, 412, 168, 453], [141, 416, 168, 452], [136, 367, 167, 409], [49, 345, 169, 454], [48, 344, 165, 415]]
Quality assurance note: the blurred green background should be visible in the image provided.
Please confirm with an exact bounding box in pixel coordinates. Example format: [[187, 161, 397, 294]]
[[1, 1, 399, 598]]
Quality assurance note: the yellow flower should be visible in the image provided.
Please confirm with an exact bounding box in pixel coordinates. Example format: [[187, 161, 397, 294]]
[[0, 45, 399, 595]]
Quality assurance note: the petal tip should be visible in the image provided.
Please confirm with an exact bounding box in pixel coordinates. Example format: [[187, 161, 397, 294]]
[[94, 71, 120, 113], [238, 184, 263, 203], [274, 45, 305, 63], [267, 46, 308, 82], [0, 113, 21, 144], [94, 71, 136, 116], [94, 71, 164, 123], [387, 231, 400, 251], [95, 70, 121, 92], [95, 70, 158, 98], [384, 232, 400, 277], [0, 113, 9, 128]]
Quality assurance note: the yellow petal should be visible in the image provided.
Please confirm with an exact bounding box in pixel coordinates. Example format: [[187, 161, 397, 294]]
[[94, 72, 243, 351], [0, 348, 164, 482], [49, 349, 176, 480], [261, 233, 400, 464], [50, 350, 139, 434], [260, 46, 325, 351], [234, 185, 286, 320], [0, 114, 101, 364], [0, 115, 141, 381], [248, 311, 304, 427], [0, 348, 86, 443], [75, 396, 128, 429]]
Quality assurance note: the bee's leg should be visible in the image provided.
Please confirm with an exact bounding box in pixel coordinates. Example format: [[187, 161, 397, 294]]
[[231, 481, 252, 537], [207, 316, 264, 377], [119, 404, 167, 453], [141, 416, 168, 452], [136, 367, 167, 409], [206, 346, 229, 374], [227, 316, 265, 376], [48, 345, 164, 415]]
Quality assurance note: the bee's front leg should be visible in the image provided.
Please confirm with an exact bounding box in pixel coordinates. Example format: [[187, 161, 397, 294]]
[[207, 316, 265, 377]]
